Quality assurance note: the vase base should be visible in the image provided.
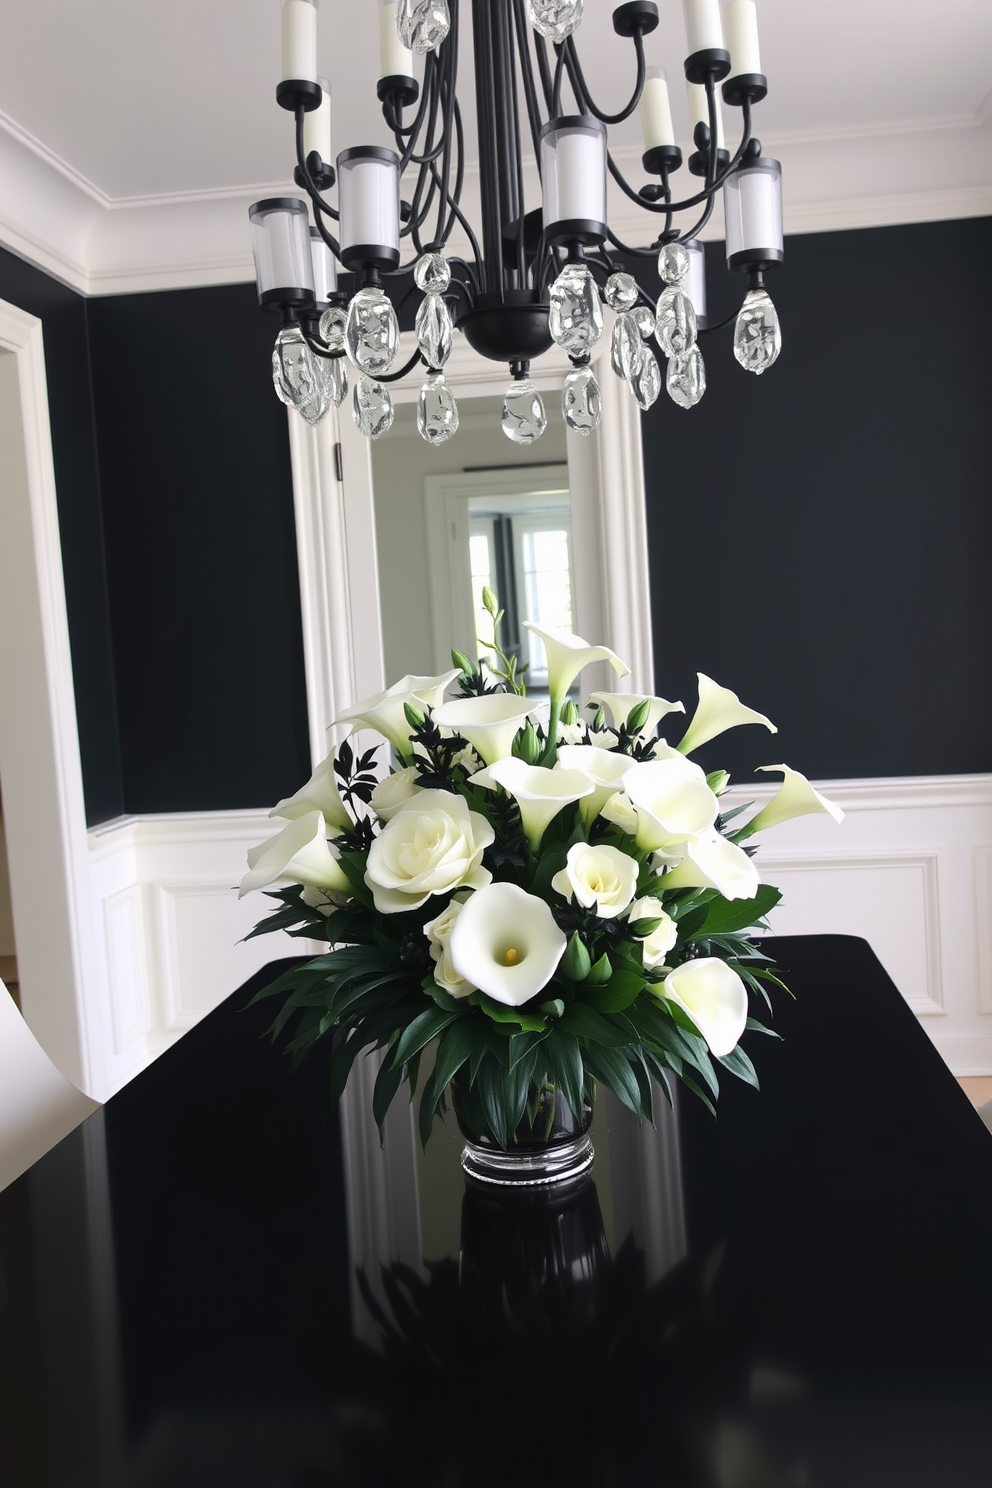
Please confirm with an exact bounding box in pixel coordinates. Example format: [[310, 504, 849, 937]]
[[460, 1133, 594, 1188]]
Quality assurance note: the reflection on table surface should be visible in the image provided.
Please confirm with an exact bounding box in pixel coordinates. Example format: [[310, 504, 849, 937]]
[[1, 936, 991, 1487]]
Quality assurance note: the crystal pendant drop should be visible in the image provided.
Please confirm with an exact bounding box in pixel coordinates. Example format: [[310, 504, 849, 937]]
[[272, 325, 318, 410], [353, 375, 394, 439], [415, 293, 453, 368], [414, 252, 451, 294], [501, 380, 547, 445], [733, 289, 782, 374], [318, 304, 347, 351], [562, 366, 602, 436], [345, 287, 400, 375], [604, 271, 638, 312], [628, 348, 662, 410], [611, 312, 642, 382], [318, 352, 348, 408], [631, 305, 656, 340], [396, 0, 450, 53], [417, 373, 459, 445], [667, 345, 707, 408], [529, 0, 584, 42], [548, 263, 604, 358], [655, 286, 697, 358], [297, 386, 332, 426], [657, 242, 690, 286]]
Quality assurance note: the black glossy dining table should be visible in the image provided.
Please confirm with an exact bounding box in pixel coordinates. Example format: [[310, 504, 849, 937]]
[[1, 934, 990, 1488]]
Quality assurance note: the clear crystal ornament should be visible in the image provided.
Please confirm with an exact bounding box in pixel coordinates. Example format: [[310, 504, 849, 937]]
[[272, 325, 318, 410], [415, 292, 453, 368], [396, 0, 450, 53], [733, 289, 782, 374], [631, 305, 656, 340], [353, 375, 394, 439], [657, 242, 690, 286], [548, 263, 604, 358], [628, 348, 662, 411], [317, 351, 348, 408], [562, 366, 602, 436], [501, 380, 547, 445], [414, 252, 451, 294], [529, 0, 584, 42], [655, 286, 697, 358], [604, 271, 638, 312], [417, 373, 459, 444], [318, 304, 347, 351], [667, 345, 707, 408], [345, 286, 400, 375], [297, 386, 332, 426], [611, 311, 642, 382]]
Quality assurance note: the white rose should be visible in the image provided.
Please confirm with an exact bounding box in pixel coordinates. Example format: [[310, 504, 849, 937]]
[[660, 957, 748, 1057], [551, 842, 639, 919], [370, 766, 423, 821], [423, 896, 475, 999], [449, 882, 567, 1007], [622, 756, 719, 853], [364, 789, 494, 913], [627, 895, 678, 970]]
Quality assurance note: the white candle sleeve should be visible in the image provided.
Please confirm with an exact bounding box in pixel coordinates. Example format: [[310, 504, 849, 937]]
[[687, 81, 725, 149], [640, 67, 676, 150], [379, 0, 413, 77], [682, 0, 724, 54], [723, 0, 761, 75], [303, 77, 332, 160], [281, 0, 318, 83]]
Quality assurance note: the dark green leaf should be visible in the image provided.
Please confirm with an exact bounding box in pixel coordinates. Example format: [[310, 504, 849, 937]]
[[544, 1030, 585, 1122], [478, 992, 546, 1032], [432, 1018, 477, 1094], [717, 1044, 759, 1088], [584, 1045, 644, 1118], [373, 1055, 404, 1135], [559, 1003, 636, 1047], [594, 969, 646, 1013], [687, 884, 782, 939], [392, 1007, 461, 1069]]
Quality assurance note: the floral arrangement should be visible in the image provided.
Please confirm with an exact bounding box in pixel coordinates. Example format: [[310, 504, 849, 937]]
[[242, 591, 842, 1148]]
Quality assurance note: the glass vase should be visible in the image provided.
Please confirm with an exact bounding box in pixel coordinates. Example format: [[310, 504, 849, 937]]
[[451, 1074, 594, 1187]]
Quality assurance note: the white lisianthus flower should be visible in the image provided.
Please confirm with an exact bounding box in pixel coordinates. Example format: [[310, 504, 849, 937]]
[[660, 831, 760, 901], [588, 692, 685, 737], [557, 721, 587, 746], [589, 728, 619, 749], [739, 764, 845, 837], [522, 622, 629, 701], [660, 957, 748, 1057], [449, 882, 567, 1006], [240, 811, 352, 899], [551, 842, 639, 919], [556, 744, 637, 824], [369, 766, 423, 822], [472, 757, 594, 849], [423, 896, 475, 999], [336, 669, 461, 754], [451, 743, 484, 775], [432, 694, 537, 766], [600, 790, 639, 835], [364, 789, 494, 913], [627, 895, 678, 970], [270, 752, 354, 833], [622, 756, 719, 853], [677, 673, 776, 755]]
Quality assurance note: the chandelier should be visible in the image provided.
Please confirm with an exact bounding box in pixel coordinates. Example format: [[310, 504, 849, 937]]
[[249, 0, 783, 446]]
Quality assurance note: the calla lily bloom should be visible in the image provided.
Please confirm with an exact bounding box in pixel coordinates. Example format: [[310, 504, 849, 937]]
[[240, 811, 351, 898], [336, 669, 461, 754], [473, 757, 594, 848], [677, 673, 777, 755], [271, 752, 353, 833], [661, 957, 748, 1057], [523, 622, 629, 702], [623, 756, 719, 853], [449, 882, 567, 1006], [588, 692, 685, 736], [432, 694, 537, 766], [556, 744, 637, 823], [739, 764, 845, 838], [660, 830, 760, 900]]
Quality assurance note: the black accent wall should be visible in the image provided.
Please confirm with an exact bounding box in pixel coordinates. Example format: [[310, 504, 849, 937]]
[[633, 216, 992, 782]]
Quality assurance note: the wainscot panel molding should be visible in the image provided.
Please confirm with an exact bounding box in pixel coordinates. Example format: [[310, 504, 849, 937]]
[[723, 773, 992, 1075]]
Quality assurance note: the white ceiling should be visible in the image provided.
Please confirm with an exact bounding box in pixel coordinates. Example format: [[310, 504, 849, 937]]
[[0, 0, 989, 292]]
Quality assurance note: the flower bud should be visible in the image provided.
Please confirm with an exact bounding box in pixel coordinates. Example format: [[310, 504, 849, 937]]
[[707, 769, 731, 795], [626, 698, 652, 735], [586, 952, 613, 985], [451, 649, 477, 677], [404, 700, 426, 731], [514, 720, 541, 765], [562, 931, 592, 982]]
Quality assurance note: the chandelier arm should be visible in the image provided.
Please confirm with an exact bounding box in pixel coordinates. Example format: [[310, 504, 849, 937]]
[[533, 31, 555, 112], [603, 96, 753, 221], [505, 10, 528, 283], [433, 0, 460, 246], [605, 226, 659, 257], [551, 42, 569, 116], [398, 56, 449, 168], [677, 191, 716, 246], [563, 31, 646, 126], [699, 309, 738, 335], [301, 333, 345, 361], [511, 0, 545, 175], [431, 105, 483, 280], [376, 347, 428, 384], [294, 104, 341, 235]]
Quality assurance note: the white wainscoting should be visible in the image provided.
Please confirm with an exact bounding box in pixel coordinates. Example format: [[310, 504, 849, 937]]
[[86, 811, 317, 1096]]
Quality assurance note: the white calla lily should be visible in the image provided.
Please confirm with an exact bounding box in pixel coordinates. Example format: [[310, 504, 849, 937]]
[[364, 789, 494, 913], [627, 895, 678, 969], [369, 766, 423, 822], [588, 692, 685, 737], [240, 811, 351, 898], [556, 744, 637, 823], [449, 882, 567, 1006], [432, 694, 537, 766], [660, 831, 760, 900], [473, 757, 593, 849], [740, 765, 845, 838], [336, 669, 461, 753], [551, 842, 640, 918], [271, 752, 353, 833], [600, 790, 639, 835], [677, 673, 777, 755], [661, 957, 748, 1057], [623, 756, 719, 853], [523, 622, 629, 702]]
